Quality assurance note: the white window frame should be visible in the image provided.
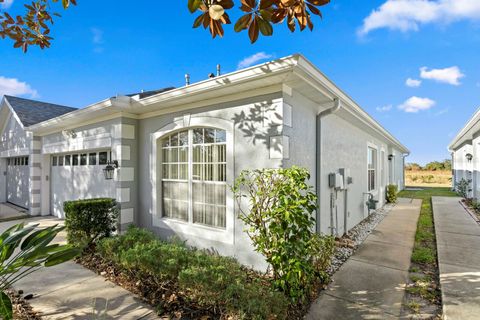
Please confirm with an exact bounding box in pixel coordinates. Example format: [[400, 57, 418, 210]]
[[151, 117, 235, 244], [367, 142, 378, 194]]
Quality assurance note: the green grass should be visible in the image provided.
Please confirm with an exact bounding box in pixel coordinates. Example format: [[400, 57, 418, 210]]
[[399, 187, 457, 308]]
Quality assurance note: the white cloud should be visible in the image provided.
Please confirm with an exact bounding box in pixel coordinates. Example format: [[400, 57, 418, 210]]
[[406, 78, 422, 87], [0, 76, 38, 98], [420, 66, 464, 85], [398, 96, 436, 113], [91, 28, 103, 44], [237, 52, 274, 69], [376, 104, 393, 112], [1, 0, 13, 9], [359, 0, 480, 36]]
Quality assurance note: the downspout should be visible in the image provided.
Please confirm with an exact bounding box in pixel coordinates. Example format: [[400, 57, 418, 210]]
[[316, 98, 342, 234]]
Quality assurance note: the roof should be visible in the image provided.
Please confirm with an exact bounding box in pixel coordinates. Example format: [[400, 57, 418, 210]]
[[449, 106, 480, 151], [4, 95, 77, 127], [24, 54, 409, 154]]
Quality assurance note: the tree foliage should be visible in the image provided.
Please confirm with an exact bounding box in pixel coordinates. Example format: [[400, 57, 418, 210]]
[[0, 0, 330, 52], [405, 159, 452, 172], [232, 166, 335, 302]]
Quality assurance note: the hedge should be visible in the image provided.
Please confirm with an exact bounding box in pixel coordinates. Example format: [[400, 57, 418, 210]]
[[64, 198, 119, 246]]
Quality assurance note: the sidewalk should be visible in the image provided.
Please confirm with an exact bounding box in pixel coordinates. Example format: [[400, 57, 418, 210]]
[[307, 198, 422, 319], [432, 197, 480, 320], [0, 217, 157, 320]]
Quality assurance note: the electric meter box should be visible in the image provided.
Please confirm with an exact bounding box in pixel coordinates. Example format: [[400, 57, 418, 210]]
[[329, 172, 345, 190]]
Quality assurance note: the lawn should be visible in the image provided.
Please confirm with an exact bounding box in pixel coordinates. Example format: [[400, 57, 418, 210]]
[[398, 187, 457, 316]]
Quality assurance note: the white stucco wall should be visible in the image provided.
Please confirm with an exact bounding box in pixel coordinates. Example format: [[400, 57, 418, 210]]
[[0, 113, 31, 157]]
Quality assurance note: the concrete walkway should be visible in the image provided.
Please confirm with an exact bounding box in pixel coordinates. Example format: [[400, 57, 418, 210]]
[[0, 203, 29, 220], [432, 197, 480, 320], [307, 198, 422, 319], [0, 217, 157, 320]]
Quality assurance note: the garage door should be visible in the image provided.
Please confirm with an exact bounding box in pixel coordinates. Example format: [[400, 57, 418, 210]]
[[50, 151, 116, 218], [6, 156, 30, 209]]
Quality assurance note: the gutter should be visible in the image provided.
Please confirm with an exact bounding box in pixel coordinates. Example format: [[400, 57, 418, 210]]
[[316, 98, 342, 234]]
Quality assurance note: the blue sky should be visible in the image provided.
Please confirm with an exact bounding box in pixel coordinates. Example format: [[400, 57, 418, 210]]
[[1, 0, 479, 165]]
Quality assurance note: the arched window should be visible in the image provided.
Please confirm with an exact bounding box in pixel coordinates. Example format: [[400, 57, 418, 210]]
[[160, 127, 227, 228]]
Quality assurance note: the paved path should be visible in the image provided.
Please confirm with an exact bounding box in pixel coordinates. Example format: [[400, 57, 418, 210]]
[[432, 197, 480, 320], [0, 203, 28, 220], [307, 198, 422, 319], [0, 217, 157, 320]]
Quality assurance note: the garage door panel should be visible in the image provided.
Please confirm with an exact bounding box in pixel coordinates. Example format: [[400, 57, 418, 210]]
[[51, 162, 115, 218], [6, 158, 29, 209]]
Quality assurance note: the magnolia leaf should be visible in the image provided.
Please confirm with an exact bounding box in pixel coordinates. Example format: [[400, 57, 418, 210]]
[[0, 292, 12, 320]]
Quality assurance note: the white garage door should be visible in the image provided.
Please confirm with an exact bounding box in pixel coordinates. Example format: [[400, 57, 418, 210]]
[[50, 151, 115, 218], [6, 156, 30, 209]]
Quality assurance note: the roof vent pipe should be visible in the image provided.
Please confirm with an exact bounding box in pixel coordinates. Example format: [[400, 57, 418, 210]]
[[185, 74, 190, 86], [217, 64, 221, 77]]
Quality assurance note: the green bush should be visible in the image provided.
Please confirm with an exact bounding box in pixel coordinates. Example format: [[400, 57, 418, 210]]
[[232, 166, 334, 302], [64, 198, 119, 246], [97, 227, 289, 319], [386, 184, 398, 203], [456, 178, 471, 199]]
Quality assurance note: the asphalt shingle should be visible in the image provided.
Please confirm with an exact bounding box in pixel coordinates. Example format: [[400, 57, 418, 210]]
[[4, 95, 77, 127]]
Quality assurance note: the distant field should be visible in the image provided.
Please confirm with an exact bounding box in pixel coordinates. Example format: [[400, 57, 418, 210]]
[[405, 170, 452, 187]]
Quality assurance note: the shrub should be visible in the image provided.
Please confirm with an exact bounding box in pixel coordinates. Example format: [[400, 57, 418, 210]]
[[64, 198, 119, 246], [96, 227, 289, 319], [386, 184, 398, 203], [456, 178, 471, 199], [232, 166, 334, 302]]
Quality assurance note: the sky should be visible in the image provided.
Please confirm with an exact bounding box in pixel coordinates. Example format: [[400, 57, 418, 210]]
[[1, 0, 479, 165]]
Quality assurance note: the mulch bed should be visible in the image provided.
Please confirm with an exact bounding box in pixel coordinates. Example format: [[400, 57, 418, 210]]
[[5, 289, 41, 320], [77, 249, 327, 320]]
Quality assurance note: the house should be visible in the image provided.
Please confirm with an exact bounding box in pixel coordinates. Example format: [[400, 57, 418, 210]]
[[449, 107, 480, 197], [0, 55, 408, 269]]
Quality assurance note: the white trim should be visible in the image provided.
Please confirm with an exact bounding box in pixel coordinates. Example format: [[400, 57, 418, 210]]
[[0, 148, 30, 158], [150, 116, 235, 244], [42, 133, 112, 154]]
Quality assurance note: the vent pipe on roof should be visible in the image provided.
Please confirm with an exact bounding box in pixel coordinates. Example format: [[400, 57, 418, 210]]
[[185, 74, 190, 86], [217, 64, 221, 77]]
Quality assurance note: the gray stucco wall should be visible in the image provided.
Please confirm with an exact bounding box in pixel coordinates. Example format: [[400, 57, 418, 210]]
[[452, 142, 473, 197], [138, 93, 284, 270]]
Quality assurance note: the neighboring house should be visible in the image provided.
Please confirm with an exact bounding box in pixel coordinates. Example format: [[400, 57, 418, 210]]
[[449, 107, 480, 198], [0, 55, 408, 269]]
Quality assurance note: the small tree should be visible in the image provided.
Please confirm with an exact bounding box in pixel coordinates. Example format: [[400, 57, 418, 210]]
[[232, 166, 334, 302], [386, 184, 398, 203], [456, 178, 471, 200]]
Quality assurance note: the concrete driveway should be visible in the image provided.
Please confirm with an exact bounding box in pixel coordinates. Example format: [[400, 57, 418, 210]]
[[0, 216, 157, 319], [0, 203, 29, 221]]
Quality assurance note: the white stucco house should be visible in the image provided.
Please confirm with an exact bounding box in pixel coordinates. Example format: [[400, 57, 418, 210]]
[[0, 55, 408, 268], [449, 107, 480, 198]]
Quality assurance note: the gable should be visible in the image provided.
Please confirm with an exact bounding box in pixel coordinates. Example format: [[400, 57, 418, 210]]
[[0, 103, 30, 156]]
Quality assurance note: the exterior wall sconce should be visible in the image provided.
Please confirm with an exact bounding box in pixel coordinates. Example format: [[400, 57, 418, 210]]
[[466, 153, 473, 162], [388, 154, 394, 161], [103, 160, 119, 180]]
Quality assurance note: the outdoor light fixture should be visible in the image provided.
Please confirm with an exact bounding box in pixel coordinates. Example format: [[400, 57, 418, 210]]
[[466, 153, 473, 162], [388, 154, 394, 161], [103, 160, 119, 180]]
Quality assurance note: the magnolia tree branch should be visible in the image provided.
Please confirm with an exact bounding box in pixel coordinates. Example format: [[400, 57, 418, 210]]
[[0, 0, 330, 52]]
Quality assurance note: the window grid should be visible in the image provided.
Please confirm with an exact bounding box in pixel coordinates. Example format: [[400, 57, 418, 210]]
[[7, 157, 29, 167], [161, 128, 227, 229]]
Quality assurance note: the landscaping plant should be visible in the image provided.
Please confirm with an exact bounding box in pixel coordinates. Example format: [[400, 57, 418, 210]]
[[64, 198, 119, 247], [0, 223, 80, 320], [386, 184, 398, 203], [455, 178, 471, 200], [232, 166, 335, 302], [96, 226, 289, 319]]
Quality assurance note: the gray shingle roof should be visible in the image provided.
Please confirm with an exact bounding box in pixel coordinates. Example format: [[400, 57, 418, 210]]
[[4, 95, 77, 127]]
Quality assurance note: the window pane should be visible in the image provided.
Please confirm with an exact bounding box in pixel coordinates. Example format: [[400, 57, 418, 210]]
[[58, 156, 64, 166], [80, 154, 87, 165], [193, 183, 226, 228], [89, 153, 97, 165], [99, 152, 108, 165], [162, 181, 188, 221], [52, 156, 57, 166], [193, 128, 204, 144], [205, 128, 215, 143], [178, 131, 188, 146], [65, 155, 71, 166], [72, 155, 79, 166], [170, 133, 178, 146], [25, 157, 28, 166], [215, 129, 226, 143]]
